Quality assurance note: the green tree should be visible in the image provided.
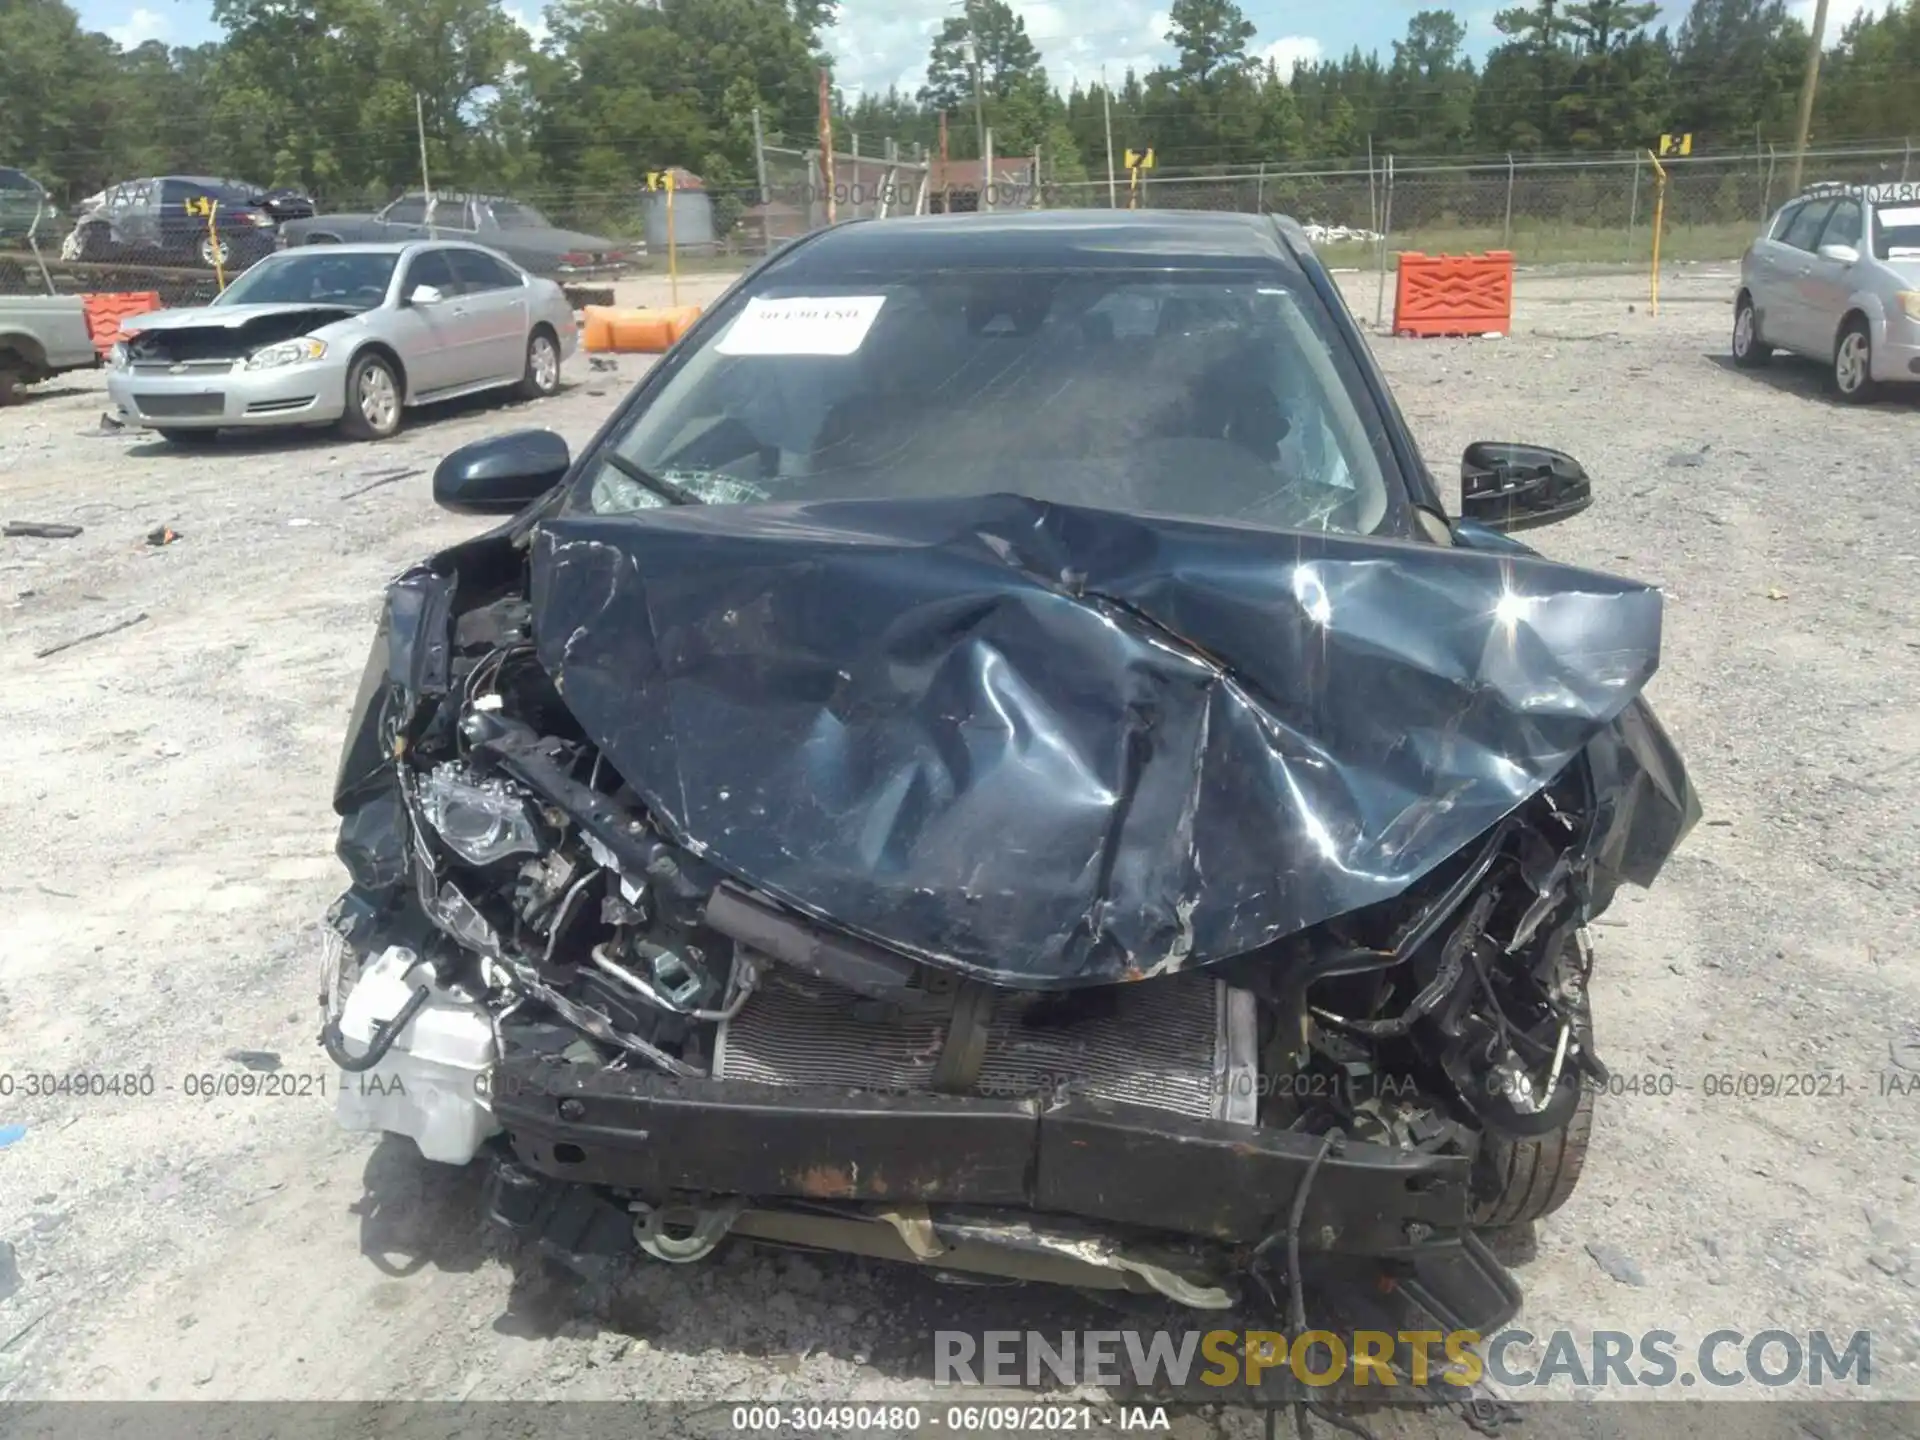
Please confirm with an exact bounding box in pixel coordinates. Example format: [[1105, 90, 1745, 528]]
[[1384, 10, 1476, 152], [919, 0, 1049, 156]]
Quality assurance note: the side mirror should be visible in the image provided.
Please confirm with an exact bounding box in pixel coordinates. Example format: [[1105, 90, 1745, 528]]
[[433, 429, 571, 514], [1817, 242, 1859, 264], [409, 284, 443, 306], [1459, 441, 1593, 533]]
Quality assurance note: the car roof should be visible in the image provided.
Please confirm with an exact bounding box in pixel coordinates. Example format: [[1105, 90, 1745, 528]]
[[266, 240, 516, 258], [771, 210, 1310, 276]]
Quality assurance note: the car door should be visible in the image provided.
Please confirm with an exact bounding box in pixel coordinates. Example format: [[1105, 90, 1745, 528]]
[[1744, 200, 1802, 338], [376, 196, 431, 241], [425, 196, 480, 242], [1798, 197, 1863, 355], [387, 248, 478, 395], [446, 248, 531, 381], [1769, 197, 1837, 353]]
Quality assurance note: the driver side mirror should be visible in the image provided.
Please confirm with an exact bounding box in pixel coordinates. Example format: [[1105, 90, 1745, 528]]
[[1817, 242, 1859, 264], [433, 429, 572, 514], [1459, 442, 1593, 532], [409, 284, 443, 306]]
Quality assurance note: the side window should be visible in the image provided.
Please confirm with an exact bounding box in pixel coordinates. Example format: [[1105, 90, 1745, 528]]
[[1768, 202, 1803, 240], [449, 249, 522, 293], [1819, 199, 1863, 250], [404, 248, 458, 296], [385, 196, 428, 224], [1780, 199, 1835, 251], [426, 197, 476, 231]]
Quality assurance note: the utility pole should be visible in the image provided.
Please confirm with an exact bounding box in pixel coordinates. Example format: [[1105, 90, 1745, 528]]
[[983, 126, 994, 211], [751, 106, 770, 204], [819, 67, 836, 224], [414, 92, 435, 237], [1102, 65, 1117, 208], [939, 109, 950, 211], [969, 34, 987, 166], [1787, 0, 1832, 194]]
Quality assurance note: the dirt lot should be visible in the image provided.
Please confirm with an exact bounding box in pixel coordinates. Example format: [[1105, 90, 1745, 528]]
[[1, 263, 1917, 1434]]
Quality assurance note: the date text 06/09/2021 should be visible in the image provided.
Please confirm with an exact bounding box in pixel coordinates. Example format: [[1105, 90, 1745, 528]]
[[729, 1406, 1172, 1433]]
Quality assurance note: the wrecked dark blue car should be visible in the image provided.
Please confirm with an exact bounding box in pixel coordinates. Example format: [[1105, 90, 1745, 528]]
[[320, 211, 1697, 1333]]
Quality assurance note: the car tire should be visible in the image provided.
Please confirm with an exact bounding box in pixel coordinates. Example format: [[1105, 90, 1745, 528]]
[[196, 234, 232, 270], [0, 363, 19, 407], [1831, 317, 1879, 403], [339, 351, 403, 441], [515, 327, 562, 401], [75, 224, 110, 262], [155, 428, 220, 446], [1472, 1087, 1594, 1227], [1731, 293, 1771, 368]]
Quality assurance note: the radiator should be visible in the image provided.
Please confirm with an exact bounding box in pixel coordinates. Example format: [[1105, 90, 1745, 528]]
[[714, 964, 1258, 1124]]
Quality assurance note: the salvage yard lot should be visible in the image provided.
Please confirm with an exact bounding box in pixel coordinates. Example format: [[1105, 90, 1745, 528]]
[[0, 264, 1916, 1434]]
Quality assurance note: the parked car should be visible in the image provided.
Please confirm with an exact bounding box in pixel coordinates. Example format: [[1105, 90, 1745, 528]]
[[281, 192, 635, 278], [319, 211, 1698, 1329], [0, 166, 56, 246], [105, 240, 576, 443], [1733, 179, 1920, 401], [0, 294, 98, 403], [61, 176, 310, 272]]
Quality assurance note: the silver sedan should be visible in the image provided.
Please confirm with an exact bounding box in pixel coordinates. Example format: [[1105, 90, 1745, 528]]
[[105, 241, 580, 443]]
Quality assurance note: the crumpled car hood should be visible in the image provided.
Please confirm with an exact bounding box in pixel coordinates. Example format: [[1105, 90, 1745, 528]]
[[531, 493, 1696, 988], [124, 301, 359, 332]]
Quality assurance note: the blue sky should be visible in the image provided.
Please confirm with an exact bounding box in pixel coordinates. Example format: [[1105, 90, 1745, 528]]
[[73, 0, 1869, 97]]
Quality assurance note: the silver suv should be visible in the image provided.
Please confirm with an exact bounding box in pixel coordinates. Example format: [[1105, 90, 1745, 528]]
[[1732, 181, 1920, 401]]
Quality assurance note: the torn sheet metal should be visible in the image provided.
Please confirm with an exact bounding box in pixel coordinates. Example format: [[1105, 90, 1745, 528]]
[[528, 493, 1696, 988]]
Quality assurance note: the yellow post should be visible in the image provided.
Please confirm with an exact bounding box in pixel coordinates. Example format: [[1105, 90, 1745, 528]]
[[1647, 149, 1666, 318], [667, 172, 678, 307], [209, 199, 226, 292]]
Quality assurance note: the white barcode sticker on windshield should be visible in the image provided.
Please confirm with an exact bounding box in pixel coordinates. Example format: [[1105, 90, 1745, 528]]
[[715, 295, 887, 356]]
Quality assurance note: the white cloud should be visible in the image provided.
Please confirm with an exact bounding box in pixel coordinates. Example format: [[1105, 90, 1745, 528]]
[[1259, 34, 1322, 77], [1788, 0, 1876, 41], [825, 1, 1320, 102], [106, 6, 167, 48], [503, 4, 549, 48], [830, 0, 1177, 99]]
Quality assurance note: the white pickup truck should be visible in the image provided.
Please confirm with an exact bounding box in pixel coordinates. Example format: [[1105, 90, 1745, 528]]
[[0, 294, 98, 404]]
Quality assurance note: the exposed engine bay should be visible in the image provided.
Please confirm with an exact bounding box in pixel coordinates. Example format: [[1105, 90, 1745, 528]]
[[323, 496, 1696, 1325]]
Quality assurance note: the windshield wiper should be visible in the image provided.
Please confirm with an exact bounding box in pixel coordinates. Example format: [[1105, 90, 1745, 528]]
[[599, 451, 702, 506]]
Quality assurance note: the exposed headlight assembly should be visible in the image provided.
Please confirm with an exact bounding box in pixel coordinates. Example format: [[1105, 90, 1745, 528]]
[[1896, 291, 1920, 322], [245, 337, 327, 370], [418, 765, 542, 866], [106, 341, 129, 371]]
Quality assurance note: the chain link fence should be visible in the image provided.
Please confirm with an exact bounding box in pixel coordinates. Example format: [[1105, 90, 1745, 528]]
[[1038, 141, 1916, 272], [6, 139, 1913, 301]]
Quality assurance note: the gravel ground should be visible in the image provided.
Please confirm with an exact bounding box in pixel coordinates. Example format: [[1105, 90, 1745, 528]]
[[0, 263, 1916, 1436]]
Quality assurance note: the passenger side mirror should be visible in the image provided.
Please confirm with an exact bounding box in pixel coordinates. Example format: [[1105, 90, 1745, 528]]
[[1817, 242, 1859, 264], [1459, 442, 1593, 533], [433, 429, 572, 514], [409, 284, 443, 306]]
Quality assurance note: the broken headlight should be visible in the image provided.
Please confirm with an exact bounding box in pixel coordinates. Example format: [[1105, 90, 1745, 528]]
[[418, 765, 542, 866]]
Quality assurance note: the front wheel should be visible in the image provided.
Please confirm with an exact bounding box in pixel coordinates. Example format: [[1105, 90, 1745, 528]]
[[1831, 318, 1879, 403], [196, 234, 232, 269], [1473, 1088, 1594, 1227], [515, 327, 562, 400], [1731, 294, 1771, 368], [339, 352, 403, 441]]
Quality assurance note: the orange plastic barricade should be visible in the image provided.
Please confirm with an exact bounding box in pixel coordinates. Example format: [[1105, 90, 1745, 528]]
[[1391, 252, 1514, 338], [582, 304, 702, 354], [80, 291, 163, 354]]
